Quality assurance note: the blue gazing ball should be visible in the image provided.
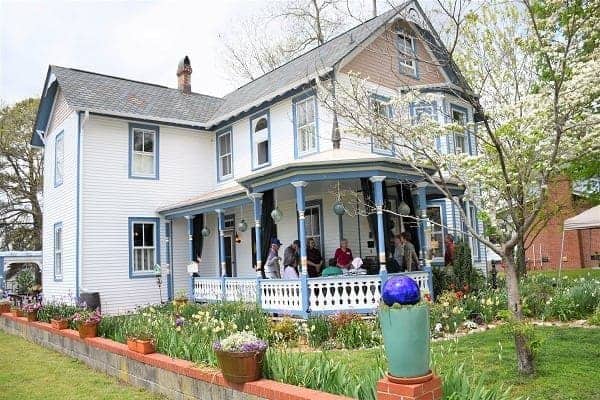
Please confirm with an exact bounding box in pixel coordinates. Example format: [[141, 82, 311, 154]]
[[382, 276, 421, 306]]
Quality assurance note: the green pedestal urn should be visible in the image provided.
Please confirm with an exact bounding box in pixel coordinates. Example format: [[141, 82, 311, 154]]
[[379, 275, 430, 379]]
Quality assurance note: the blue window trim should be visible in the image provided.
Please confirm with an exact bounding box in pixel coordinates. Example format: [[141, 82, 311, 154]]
[[293, 90, 320, 159], [449, 103, 470, 155], [53, 222, 63, 281], [370, 94, 394, 156], [249, 109, 271, 171], [396, 30, 419, 79], [165, 221, 174, 300], [54, 131, 64, 187], [128, 217, 161, 279], [128, 122, 160, 180], [216, 127, 234, 182]]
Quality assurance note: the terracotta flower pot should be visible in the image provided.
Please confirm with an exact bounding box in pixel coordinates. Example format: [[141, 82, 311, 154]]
[[78, 322, 98, 339], [0, 304, 10, 314], [127, 339, 137, 351], [51, 319, 69, 330], [26, 311, 38, 322], [135, 339, 156, 354], [16, 309, 25, 317], [215, 350, 265, 383]]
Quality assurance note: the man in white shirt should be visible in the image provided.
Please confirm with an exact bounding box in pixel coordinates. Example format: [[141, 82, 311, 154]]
[[264, 238, 282, 279]]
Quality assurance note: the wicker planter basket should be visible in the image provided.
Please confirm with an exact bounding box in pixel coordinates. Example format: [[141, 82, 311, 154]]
[[215, 349, 265, 383], [51, 319, 69, 330], [78, 322, 98, 339]]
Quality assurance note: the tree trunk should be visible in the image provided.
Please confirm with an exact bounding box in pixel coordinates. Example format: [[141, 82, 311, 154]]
[[503, 251, 535, 375], [516, 237, 526, 278]]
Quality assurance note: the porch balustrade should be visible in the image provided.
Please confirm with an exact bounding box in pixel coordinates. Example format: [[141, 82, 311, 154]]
[[191, 271, 431, 318]]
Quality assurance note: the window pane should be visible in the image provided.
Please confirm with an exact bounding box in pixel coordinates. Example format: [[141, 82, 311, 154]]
[[306, 100, 315, 123], [134, 154, 154, 175], [455, 134, 465, 153], [134, 131, 144, 151], [257, 141, 269, 164], [145, 249, 155, 270], [254, 118, 267, 133], [219, 133, 231, 155], [143, 132, 154, 153], [143, 223, 154, 246], [297, 101, 307, 126], [221, 154, 231, 176], [452, 110, 465, 125], [133, 223, 143, 247]]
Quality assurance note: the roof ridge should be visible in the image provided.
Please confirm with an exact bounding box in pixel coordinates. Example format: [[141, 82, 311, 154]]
[[221, 6, 402, 97], [50, 65, 224, 101]]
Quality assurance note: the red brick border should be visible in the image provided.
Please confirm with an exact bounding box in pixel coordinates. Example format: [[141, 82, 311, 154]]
[[376, 375, 442, 400], [1, 313, 350, 400]]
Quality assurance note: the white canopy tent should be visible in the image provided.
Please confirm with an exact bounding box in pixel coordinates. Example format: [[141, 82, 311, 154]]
[[559, 205, 600, 278]]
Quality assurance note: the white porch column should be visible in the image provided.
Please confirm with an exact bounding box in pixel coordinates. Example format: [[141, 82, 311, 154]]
[[370, 176, 387, 280], [249, 193, 264, 278]]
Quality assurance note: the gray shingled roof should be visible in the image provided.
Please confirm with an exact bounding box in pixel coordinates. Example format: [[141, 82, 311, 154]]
[[51, 66, 223, 126], [213, 6, 408, 121]]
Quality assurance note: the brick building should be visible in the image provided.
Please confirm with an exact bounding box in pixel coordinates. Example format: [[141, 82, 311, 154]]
[[526, 177, 599, 270]]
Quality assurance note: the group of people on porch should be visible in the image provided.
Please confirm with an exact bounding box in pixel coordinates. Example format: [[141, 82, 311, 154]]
[[262, 232, 422, 279]]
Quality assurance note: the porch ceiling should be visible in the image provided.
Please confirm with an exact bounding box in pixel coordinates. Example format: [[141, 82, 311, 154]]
[[157, 184, 250, 219]]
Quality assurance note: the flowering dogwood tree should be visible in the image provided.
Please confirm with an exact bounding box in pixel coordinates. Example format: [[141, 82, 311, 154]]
[[320, 0, 599, 374]]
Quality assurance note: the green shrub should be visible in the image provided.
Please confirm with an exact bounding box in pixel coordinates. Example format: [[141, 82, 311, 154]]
[[335, 319, 379, 349], [37, 302, 80, 323], [432, 266, 452, 298], [588, 305, 600, 326], [451, 241, 482, 292], [307, 316, 332, 348]]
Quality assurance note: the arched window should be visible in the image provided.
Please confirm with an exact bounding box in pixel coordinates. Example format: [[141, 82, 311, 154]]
[[252, 114, 269, 167]]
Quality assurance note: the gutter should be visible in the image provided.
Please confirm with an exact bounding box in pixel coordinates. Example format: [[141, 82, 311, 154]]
[[76, 110, 89, 298]]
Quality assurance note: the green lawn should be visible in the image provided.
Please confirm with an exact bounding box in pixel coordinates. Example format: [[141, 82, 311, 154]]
[[529, 268, 600, 279], [323, 326, 600, 400], [0, 331, 165, 400]]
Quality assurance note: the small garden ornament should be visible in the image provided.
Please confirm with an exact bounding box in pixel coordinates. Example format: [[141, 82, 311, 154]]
[[379, 275, 432, 383]]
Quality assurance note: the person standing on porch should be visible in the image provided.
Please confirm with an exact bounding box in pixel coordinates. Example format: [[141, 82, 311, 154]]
[[334, 239, 353, 270], [265, 238, 282, 279], [444, 234, 455, 267], [283, 240, 300, 279], [306, 238, 323, 277], [391, 234, 405, 273], [401, 232, 419, 272]]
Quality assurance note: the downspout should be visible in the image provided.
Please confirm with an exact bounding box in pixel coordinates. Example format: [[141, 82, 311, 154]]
[[76, 110, 89, 299], [330, 66, 341, 149]]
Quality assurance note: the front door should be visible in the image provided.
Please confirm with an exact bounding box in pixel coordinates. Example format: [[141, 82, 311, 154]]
[[223, 234, 236, 277]]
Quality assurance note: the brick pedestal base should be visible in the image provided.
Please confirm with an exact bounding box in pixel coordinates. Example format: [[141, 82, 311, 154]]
[[376, 375, 442, 400]]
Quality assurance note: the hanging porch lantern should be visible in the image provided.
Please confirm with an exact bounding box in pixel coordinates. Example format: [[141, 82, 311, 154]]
[[238, 219, 248, 232], [201, 227, 211, 237], [398, 201, 411, 216], [271, 207, 283, 223], [333, 201, 345, 216]]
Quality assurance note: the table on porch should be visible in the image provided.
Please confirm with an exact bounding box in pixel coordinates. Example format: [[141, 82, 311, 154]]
[[191, 271, 431, 318]]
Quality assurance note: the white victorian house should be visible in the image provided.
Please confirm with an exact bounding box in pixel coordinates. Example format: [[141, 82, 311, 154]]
[[32, 1, 487, 314]]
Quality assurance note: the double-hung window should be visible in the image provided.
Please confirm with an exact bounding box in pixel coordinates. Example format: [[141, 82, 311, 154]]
[[451, 108, 467, 154], [294, 95, 318, 156], [251, 112, 270, 168], [370, 96, 393, 155], [217, 129, 233, 180], [54, 132, 64, 187], [130, 219, 158, 276], [54, 223, 63, 280], [130, 124, 158, 179], [397, 32, 417, 76], [426, 205, 444, 259], [304, 201, 323, 254]]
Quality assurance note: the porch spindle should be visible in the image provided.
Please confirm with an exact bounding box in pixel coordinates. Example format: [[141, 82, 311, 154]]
[[370, 176, 387, 283], [186, 215, 194, 301], [292, 181, 309, 318], [250, 193, 264, 307], [216, 209, 226, 300]]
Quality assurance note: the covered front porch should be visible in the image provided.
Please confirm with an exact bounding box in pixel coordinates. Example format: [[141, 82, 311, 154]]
[[159, 158, 463, 317]]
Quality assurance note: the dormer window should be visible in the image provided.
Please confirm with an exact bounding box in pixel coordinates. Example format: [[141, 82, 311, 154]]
[[397, 32, 417, 76], [251, 112, 270, 169]]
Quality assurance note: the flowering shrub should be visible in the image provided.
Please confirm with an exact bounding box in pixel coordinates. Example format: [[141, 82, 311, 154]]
[[72, 308, 102, 325], [22, 303, 42, 313], [213, 331, 267, 353], [270, 317, 299, 343]]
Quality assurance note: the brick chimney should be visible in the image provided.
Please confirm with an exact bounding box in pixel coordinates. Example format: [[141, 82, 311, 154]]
[[177, 56, 192, 93]]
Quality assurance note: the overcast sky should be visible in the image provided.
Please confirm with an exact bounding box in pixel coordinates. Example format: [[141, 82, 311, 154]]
[[0, 0, 266, 105]]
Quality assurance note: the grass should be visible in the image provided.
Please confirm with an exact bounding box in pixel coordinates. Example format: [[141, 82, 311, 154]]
[[0, 331, 165, 400], [528, 268, 600, 279], [321, 326, 600, 400]]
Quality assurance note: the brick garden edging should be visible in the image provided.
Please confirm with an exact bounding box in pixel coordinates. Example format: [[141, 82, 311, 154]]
[[0, 314, 350, 400]]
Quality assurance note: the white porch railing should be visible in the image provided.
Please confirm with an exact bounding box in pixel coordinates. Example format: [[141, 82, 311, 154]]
[[192, 271, 431, 317]]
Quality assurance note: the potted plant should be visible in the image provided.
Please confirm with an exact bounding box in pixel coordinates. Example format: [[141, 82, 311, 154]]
[[50, 307, 73, 330], [213, 331, 268, 383], [0, 299, 11, 314], [23, 303, 42, 322], [379, 276, 432, 383], [72, 308, 102, 339], [10, 306, 24, 317], [126, 325, 156, 354], [173, 289, 188, 308]]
